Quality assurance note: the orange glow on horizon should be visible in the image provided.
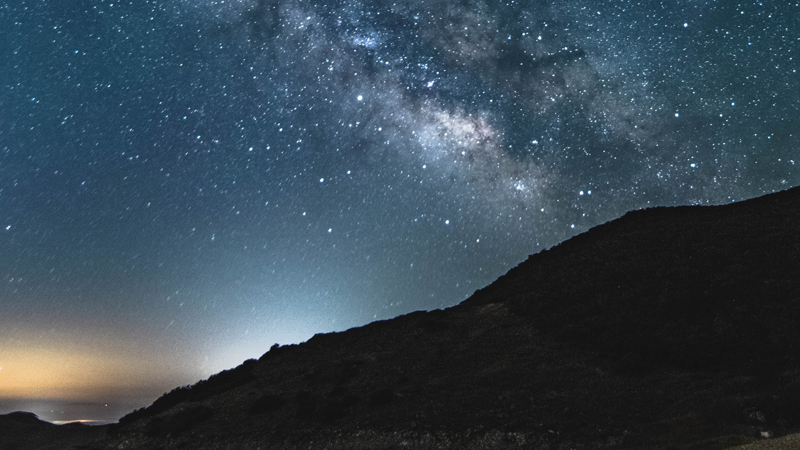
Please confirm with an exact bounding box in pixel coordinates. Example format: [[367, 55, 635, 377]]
[[0, 347, 137, 400], [0, 329, 206, 402]]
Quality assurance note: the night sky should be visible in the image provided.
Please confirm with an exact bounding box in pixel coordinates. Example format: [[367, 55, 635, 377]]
[[1, 0, 798, 422]]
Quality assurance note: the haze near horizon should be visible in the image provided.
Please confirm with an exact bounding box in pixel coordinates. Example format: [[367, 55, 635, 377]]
[[1, 0, 798, 422]]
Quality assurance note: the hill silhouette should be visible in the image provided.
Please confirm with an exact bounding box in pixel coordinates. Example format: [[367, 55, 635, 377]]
[[0, 412, 102, 450], [5, 186, 800, 449]]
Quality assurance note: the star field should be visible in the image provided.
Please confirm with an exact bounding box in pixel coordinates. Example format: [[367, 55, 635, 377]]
[[1, 0, 798, 420]]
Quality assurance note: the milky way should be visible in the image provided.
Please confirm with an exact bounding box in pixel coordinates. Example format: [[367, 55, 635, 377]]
[[1, 0, 798, 417]]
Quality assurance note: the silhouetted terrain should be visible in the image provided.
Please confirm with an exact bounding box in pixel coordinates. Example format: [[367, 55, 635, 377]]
[[0, 412, 102, 450], [6, 187, 800, 449]]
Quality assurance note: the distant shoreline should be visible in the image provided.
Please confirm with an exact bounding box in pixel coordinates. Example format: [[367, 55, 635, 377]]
[[0, 398, 139, 424], [51, 419, 115, 426]]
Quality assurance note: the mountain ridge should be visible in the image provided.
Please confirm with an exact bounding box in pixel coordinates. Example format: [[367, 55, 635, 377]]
[[5, 186, 800, 449]]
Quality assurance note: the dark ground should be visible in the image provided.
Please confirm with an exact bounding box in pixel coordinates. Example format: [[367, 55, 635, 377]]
[[0, 412, 103, 450], [4, 186, 800, 449]]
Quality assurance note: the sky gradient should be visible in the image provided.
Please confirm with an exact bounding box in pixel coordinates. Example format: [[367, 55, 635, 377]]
[[1, 0, 798, 422]]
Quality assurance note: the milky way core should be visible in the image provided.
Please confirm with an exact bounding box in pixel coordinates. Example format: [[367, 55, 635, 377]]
[[1, 0, 798, 421]]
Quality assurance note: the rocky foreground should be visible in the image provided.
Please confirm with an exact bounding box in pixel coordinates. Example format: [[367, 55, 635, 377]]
[[5, 186, 800, 449]]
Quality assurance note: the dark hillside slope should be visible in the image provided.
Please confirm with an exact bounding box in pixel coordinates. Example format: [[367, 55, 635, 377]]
[[15, 187, 800, 450], [466, 187, 800, 376]]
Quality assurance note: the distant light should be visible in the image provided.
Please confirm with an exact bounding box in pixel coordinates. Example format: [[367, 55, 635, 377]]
[[445, 220, 450, 225], [690, 163, 697, 168], [571, 224, 575, 229], [579, 190, 584, 196], [319, 178, 324, 183], [684, 22, 688, 27], [675, 113, 680, 117], [5, 225, 9, 231], [328, 228, 332, 233], [357, 95, 363, 101]]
